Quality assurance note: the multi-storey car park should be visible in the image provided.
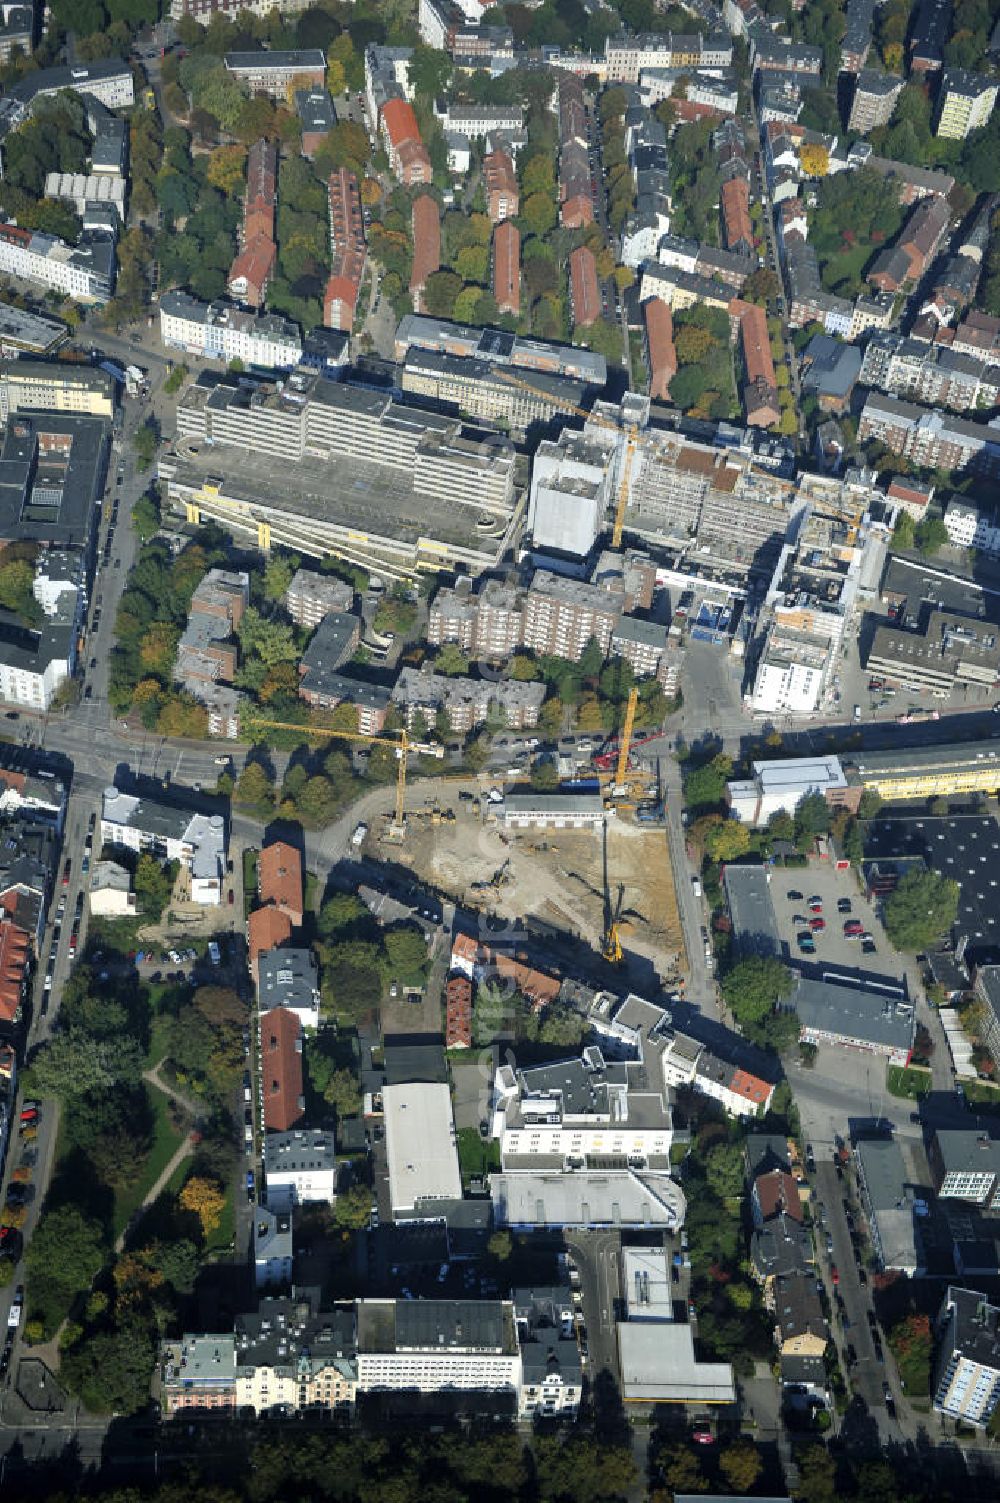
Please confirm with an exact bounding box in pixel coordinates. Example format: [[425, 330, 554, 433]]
[[160, 370, 520, 579]]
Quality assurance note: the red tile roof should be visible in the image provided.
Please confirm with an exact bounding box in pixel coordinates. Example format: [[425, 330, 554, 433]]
[[492, 220, 520, 315], [410, 194, 441, 305], [258, 841, 303, 927], [248, 906, 293, 981], [0, 916, 29, 1025], [569, 244, 600, 329], [721, 176, 753, 252], [262, 1007, 304, 1133], [755, 1168, 803, 1222], [446, 973, 473, 1049], [644, 299, 677, 401], [381, 97, 421, 148]]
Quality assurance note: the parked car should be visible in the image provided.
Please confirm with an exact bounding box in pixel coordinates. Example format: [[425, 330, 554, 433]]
[[7, 1286, 23, 1328], [787, 889, 803, 901], [809, 916, 826, 931], [837, 897, 853, 914]]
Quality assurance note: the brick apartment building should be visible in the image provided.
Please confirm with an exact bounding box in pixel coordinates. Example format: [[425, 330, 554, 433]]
[[324, 167, 366, 332], [228, 139, 277, 308], [493, 220, 520, 316], [409, 194, 441, 313], [380, 98, 432, 186], [569, 245, 600, 328], [483, 149, 519, 222]]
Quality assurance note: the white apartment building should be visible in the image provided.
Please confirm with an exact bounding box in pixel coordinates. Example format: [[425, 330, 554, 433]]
[[934, 1288, 1000, 1426], [160, 292, 302, 370], [356, 1299, 522, 1398], [253, 1207, 293, 1290], [100, 787, 226, 905], [527, 430, 618, 558], [263, 1130, 336, 1211], [749, 643, 827, 717], [0, 224, 113, 303], [605, 31, 733, 84], [435, 103, 525, 139], [944, 497, 1000, 555], [492, 1046, 673, 1170]]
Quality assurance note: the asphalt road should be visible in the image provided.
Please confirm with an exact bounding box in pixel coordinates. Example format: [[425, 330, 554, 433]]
[[564, 1228, 621, 1388]]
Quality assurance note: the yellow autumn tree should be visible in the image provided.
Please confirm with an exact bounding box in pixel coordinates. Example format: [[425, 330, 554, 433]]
[[360, 176, 382, 207], [206, 145, 248, 196], [139, 622, 180, 679], [799, 143, 829, 178], [179, 1177, 226, 1239]]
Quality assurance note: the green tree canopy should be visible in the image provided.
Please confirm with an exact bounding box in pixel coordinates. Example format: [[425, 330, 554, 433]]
[[721, 955, 793, 1027], [883, 868, 959, 952]]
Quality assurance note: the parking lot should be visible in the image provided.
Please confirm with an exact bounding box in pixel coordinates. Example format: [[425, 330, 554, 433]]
[[769, 864, 897, 982]]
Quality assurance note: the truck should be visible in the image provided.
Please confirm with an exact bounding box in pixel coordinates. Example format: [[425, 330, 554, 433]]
[[124, 364, 147, 399]]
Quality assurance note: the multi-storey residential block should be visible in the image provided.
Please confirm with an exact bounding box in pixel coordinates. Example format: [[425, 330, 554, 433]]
[[569, 245, 600, 329], [392, 666, 545, 734], [263, 1129, 337, 1210], [101, 786, 226, 906], [356, 1299, 520, 1401], [160, 293, 301, 370], [394, 313, 606, 384], [522, 571, 622, 660], [861, 332, 1000, 413], [858, 392, 1000, 476], [427, 578, 524, 658], [605, 30, 732, 83], [935, 69, 999, 139], [234, 1298, 356, 1416], [160, 1336, 236, 1414], [295, 87, 335, 159], [934, 1288, 1000, 1426], [260, 1006, 304, 1134], [483, 148, 518, 222], [848, 69, 904, 133], [840, 0, 873, 70], [0, 221, 113, 303], [910, 0, 951, 71], [285, 569, 354, 628], [644, 298, 676, 401], [0, 361, 114, 420]]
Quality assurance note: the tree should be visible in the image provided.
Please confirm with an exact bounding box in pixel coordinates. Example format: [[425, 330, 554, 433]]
[[720, 1440, 763, 1494], [521, 191, 557, 237], [434, 642, 470, 676], [382, 924, 429, 987], [745, 267, 780, 303], [915, 515, 949, 555], [179, 1175, 226, 1239], [704, 820, 751, 863], [488, 1229, 512, 1261], [675, 321, 717, 363], [795, 790, 831, 842], [883, 868, 959, 952], [510, 654, 539, 680], [721, 955, 793, 1026], [531, 760, 559, 791], [238, 606, 298, 666], [263, 554, 295, 602], [318, 892, 367, 942], [800, 142, 829, 176], [323, 1067, 361, 1116], [705, 1141, 744, 1199], [24, 1029, 144, 1101], [858, 788, 883, 819], [131, 494, 160, 544], [133, 420, 158, 470], [767, 808, 795, 843], [333, 1183, 371, 1231], [407, 44, 452, 97], [684, 752, 733, 811], [235, 760, 274, 809], [62, 1320, 158, 1415], [206, 144, 247, 195], [893, 510, 916, 550], [25, 1205, 107, 1325], [422, 269, 463, 318], [135, 853, 175, 920]]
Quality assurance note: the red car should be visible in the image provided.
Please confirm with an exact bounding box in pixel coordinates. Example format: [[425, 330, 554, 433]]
[[809, 917, 825, 931], [61, 859, 71, 887], [844, 920, 864, 937], [692, 1431, 715, 1446], [831, 1266, 839, 1285]]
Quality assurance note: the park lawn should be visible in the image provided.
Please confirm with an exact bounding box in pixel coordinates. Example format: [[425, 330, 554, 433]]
[[887, 1065, 932, 1100], [243, 847, 258, 919], [205, 1165, 237, 1255], [818, 241, 871, 299], [456, 1126, 500, 1183], [112, 1084, 187, 1240], [963, 1079, 1000, 1109]]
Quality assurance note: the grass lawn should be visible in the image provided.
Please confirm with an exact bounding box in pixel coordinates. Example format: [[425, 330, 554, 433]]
[[887, 1064, 932, 1100], [963, 1079, 1000, 1109], [243, 847, 258, 920], [112, 1084, 186, 1240], [456, 1126, 499, 1183], [819, 241, 871, 298], [205, 1166, 237, 1255]]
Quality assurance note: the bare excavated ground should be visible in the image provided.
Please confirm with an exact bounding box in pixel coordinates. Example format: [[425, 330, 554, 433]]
[[404, 808, 684, 982]]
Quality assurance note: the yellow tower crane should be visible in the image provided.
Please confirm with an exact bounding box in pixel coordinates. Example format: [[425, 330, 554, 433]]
[[498, 371, 640, 549], [240, 715, 410, 832], [614, 684, 639, 790]]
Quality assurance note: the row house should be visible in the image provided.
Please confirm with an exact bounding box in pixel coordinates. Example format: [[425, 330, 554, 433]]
[[324, 168, 366, 332]]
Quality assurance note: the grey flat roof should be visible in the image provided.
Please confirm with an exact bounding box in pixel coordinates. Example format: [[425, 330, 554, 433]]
[[225, 49, 325, 67], [504, 793, 605, 816], [856, 1136, 909, 1211], [618, 1322, 735, 1403], [792, 976, 914, 1052], [167, 438, 510, 556], [0, 413, 107, 548], [724, 865, 781, 959], [357, 1297, 516, 1353], [865, 814, 1000, 965]]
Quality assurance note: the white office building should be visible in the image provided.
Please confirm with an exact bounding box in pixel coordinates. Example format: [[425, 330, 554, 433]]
[[356, 1298, 521, 1397], [727, 754, 849, 826], [382, 1081, 462, 1216], [944, 498, 1000, 556], [263, 1130, 337, 1211], [527, 428, 617, 557]]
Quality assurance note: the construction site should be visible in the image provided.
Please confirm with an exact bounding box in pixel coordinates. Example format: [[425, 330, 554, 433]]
[[394, 796, 686, 986]]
